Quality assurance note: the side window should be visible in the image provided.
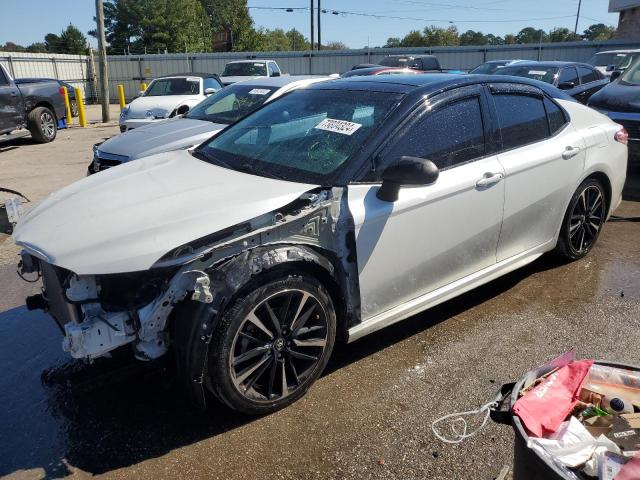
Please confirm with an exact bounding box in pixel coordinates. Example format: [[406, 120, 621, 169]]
[[0, 67, 8, 86], [578, 66, 598, 84], [543, 97, 567, 135], [384, 97, 486, 170], [558, 67, 579, 86], [203, 77, 221, 92], [493, 93, 549, 150]]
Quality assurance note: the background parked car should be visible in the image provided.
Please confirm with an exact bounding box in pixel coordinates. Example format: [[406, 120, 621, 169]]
[[378, 54, 443, 71], [90, 76, 330, 173], [468, 59, 527, 74], [587, 49, 640, 77], [589, 57, 640, 164], [14, 78, 80, 117], [349, 63, 380, 71], [119, 72, 222, 132], [0, 64, 66, 144], [495, 61, 608, 104], [220, 60, 282, 86]]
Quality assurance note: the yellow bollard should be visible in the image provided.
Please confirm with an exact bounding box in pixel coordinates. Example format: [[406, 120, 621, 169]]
[[117, 84, 126, 110], [61, 86, 73, 126], [74, 87, 87, 128], [140, 82, 147, 92]]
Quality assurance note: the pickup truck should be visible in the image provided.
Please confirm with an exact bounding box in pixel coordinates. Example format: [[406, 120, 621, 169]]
[[0, 63, 66, 144], [219, 59, 283, 86]]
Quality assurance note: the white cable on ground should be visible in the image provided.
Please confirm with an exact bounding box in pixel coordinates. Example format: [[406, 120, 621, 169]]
[[431, 401, 498, 444]]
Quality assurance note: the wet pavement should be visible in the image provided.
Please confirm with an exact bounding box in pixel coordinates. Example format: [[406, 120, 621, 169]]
[[0, 170, 639, 479]]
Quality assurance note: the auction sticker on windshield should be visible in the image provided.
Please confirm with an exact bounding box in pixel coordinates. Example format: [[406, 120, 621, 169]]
[[314, 118, 362, 135], [248, 88, 270, 95], [528, 70, 547, 76]]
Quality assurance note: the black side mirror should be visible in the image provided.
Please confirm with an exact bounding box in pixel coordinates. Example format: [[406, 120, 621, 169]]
[[610, 70, 622, 81], [271, 71, 280, 77], [558, 81, 575, 90], [377, 156, 439, 202], [606, 64, 615, 72]]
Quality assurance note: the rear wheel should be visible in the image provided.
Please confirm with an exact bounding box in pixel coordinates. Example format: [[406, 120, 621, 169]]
[[208, 273, 336, 415], [70, 100, 79, 117], [555, 178, 607, 260], [27, 106, 57, 143]]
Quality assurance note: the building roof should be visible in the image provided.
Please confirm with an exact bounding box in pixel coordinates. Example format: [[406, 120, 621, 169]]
[[609, 0, 640, 12]]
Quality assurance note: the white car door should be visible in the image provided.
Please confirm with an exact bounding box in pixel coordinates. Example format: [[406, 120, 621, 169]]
[[349, 86, 506, 320], [488, 84, 586, 262]]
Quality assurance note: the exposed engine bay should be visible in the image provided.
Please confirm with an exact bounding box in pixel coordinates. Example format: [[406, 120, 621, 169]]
[[19, 187, 359, 388]]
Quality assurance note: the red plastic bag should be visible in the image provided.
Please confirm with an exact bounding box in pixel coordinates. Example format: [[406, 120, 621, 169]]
[[513, 360, 594, 437], [615, 450, 640, 480]]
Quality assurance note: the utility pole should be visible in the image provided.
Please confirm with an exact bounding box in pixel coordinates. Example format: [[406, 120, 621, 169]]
[[310, 0, 314, 51], [317, 0, 321, 50], [574, 0, 582, 34], [95, 0, 110, 122]]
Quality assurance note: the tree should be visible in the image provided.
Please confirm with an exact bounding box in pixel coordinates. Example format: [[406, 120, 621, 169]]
[[424, 25, 459, 46], [516, 27, 548, 44], [549, 27, 581, 43], [0, 42, 26, 52], [324, 41, 347, 50], [384, 37, 401, 48], [583, 23, 616, 41], [26, 42, 48, 53], [200, 0, 254, 51], [504, 34, 517, 44], [486, 34, 504, 45], [459, 30, 487, 46], [286, 28, 309, 51], [400, 30, 427, 47], [60, 24, 88, 54]]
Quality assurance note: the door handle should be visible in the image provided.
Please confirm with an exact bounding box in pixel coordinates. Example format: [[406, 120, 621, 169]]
[[476, 172, 504, 188], [562, 146, 581, 159], [10, 91, 18, 96]]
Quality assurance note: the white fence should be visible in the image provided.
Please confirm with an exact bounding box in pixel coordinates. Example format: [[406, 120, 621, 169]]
[[3, 39, 640, 103]]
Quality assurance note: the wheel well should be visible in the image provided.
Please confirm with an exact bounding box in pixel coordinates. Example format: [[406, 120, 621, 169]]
[[31, 102, 57, 119], [586, 171, 612, 214]]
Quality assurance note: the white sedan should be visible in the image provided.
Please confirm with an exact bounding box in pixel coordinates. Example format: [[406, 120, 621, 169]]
[[14, 74, 627, 414], [118, 73, 223, 131]]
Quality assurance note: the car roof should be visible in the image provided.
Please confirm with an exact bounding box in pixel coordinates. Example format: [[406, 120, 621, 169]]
[[232, 75, 329, 87], [595, 49, 640, 54], [503, 61, 592, 68], [156, 72, 219, 79], [382, 54, 436, 58], [308, 73, 574, 99]]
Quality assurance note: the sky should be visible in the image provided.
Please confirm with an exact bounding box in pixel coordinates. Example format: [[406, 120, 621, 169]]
[[0, 0, 620, 50]]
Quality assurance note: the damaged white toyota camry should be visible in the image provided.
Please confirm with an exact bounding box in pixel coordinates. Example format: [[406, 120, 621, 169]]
[[13, 75, 627, 414]]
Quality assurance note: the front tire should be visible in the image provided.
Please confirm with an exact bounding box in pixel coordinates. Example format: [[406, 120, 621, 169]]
[[555, 178, 607, 260], [208, 273, 336, 415], [27, 106, 57, 143]]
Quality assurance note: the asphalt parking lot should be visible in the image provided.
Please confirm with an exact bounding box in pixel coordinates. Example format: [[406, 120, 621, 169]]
[[1, 109, 639, 480]]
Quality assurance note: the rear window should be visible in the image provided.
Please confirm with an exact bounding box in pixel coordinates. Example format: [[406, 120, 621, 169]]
[[223, 63, 267, 76], [493, 93, 549, 150], [186, 84, 278, 124], [543, 97, 567, 135], [379, 57, 411, 68], [495, 66, 556, 84]]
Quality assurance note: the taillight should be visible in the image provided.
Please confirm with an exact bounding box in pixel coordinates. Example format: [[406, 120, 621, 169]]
[[58, 86, 65, 98], [615, 127, 628, 145]]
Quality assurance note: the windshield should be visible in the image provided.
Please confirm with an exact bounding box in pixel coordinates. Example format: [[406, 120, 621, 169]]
[[494, 66, 556, 84], [223, 63, 267, 76], [186, 84, 278, 124], [470, 62, 508, 74], [588, 52, 637, 69], [620, 58, 640, 86], [195, 89, 402, 184], [145, 77, 200, 96]]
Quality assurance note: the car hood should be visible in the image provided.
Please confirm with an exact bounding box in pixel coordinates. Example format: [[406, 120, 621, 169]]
[[99, 117, 227, 160], [128, 95, 202, 118], [13, 151, 317, 275], [588, 81, 640, 113], [220, 75, 265, 85]]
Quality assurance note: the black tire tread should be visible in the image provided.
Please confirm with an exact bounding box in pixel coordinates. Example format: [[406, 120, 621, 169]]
[[27, 106, 56, 143]]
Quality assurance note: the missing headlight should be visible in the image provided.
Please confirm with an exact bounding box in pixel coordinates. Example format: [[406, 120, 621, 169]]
[[97, 267, 179, 311]]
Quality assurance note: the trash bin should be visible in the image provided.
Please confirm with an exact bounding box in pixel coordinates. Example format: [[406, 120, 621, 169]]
[[494, 361, 640, 480], [0, 203, 11, 235]]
